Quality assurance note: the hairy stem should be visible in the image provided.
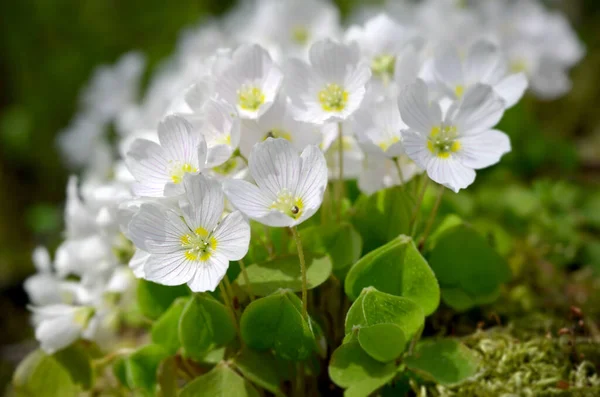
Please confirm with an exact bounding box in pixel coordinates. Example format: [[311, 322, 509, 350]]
[[238, 259, 255, 301], [336, 122, 344, 221], [419, 184, 444, 249], [291, 226, 308, 319]]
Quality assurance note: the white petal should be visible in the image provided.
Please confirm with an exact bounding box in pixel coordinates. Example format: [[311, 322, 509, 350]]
[[249, 138, 300, 199], [129, 249, 150, 278], [458, 129, 511, 170], [213, 211, 250, 260], [433, 44, 464, 88], [494, 73, 528, 109], [395, 45, 421, 89], [32, 246, 51, 273], [402, 129, 430, 169], [186, 253, 228, 292], [398, 79, 442, 134], [426, 157, 476, 193], [449, 84, 505, 135], [157, 115, 199, 166], [128, 204, 188, 253], [295, 145, 327, 213], [181, 174, 224, 231], [465, 41, 506, 85], [309, 39, 358, 84], [144, 251, 196, 286], [125, 139, 170, 195]]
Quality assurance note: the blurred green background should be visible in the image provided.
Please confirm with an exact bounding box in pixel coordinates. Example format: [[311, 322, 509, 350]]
[[0, 0, 599, 389]]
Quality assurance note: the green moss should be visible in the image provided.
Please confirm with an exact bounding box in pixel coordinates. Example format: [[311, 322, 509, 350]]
[[427, 328, 600, 396]]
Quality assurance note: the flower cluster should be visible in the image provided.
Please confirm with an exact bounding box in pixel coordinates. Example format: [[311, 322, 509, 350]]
[[27, 0, 583, 355]]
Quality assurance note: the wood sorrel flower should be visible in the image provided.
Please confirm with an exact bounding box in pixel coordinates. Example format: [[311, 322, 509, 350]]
[[128, 173, 250, 292], [223, 138, 327, 227]]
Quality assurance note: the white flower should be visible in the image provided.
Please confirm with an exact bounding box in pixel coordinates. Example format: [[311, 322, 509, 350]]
[[199, 98, 241, 167], [214, 44, 283, 119], [128, 173, 250, 292], [239, 94, 322, 157], [223, 138, 327, 227], [399, 79, 510, 193], [321, 122, 364, 181], [345, 14, 421, 81], [353, 98, 406, 158], [358, 154, 422, 195], [30, 304, 96, 354], [126, 115, 208, 197], [286, 39, 371, 124], [432, 40, 528, 108]]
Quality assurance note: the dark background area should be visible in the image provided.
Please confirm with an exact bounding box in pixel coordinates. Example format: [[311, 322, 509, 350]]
[[0, 0, 599, 390]]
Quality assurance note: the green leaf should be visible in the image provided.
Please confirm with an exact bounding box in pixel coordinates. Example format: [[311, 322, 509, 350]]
[[180, 363, 260, 397], [151, 297, 188, 355], [137, 280, 190, 320], [329, 341, 396, 397], [299, 223, 362, 278], [52, 343, 94, 390], [345, 288, 424, 343], [124, 344, 169, 393], [13, 350, 77, 397], [404, 339, 479, 386], [235, 348, 284, 396], [357, 323, 406, 363], [240, 290, 316, 360], [344, 235, 440, 315], [179, 294, 236, 361], [352, 185, 414, 252], [426, 220, 511, 311], [236, 254, 332, 297]]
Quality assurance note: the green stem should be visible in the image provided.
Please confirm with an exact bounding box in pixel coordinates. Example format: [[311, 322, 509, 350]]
[[295, 361, 305, 397], [409, 176, 429, 235], [238, 259, 255, 301], [393, 157, 406, 187], [419, 184, 444, 249], [291, 226, 308, 319], [336, 122, 344, 221]]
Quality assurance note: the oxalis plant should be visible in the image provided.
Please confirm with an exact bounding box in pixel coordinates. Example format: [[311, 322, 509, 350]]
[[12, 0, 586, 396]]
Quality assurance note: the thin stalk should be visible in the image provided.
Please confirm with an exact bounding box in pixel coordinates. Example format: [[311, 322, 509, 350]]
[[238, 259, 255, 301], [419, 184, 444, 249], [291, 226, 308, 319], [218, 282, 242, 346], [263, 224, 275, 258], [409, 177, 429, 235], [336, 122, 344, 221], [223, 274, 235, 306], [393, 157, 406, 187], [295, 361, 305, 397]]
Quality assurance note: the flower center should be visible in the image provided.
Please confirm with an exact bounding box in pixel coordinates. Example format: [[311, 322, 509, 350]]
[[427, 125, 461, 159], [270, 189, 304, 219], [169, 161, 198, 184], [378, 136, 400, 152], [371, 54, 396, 77], [181, 227, 218, 261], [318, 83, 349, 112], [291, 26, 309, 45], [74, 307, 95, 327], [264, 128, 292, 141], [212, 157, 238, 175], [238, 85, 265, 111]]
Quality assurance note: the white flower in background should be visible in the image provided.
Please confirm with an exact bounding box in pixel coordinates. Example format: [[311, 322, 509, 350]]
[[223, 138, 327, 227], [432, 40, 528, 108], [358, 155, 422, 195], [321, 122, 364, 181], [286, 39, 371, 124], [30, 304, 96, 354], [128, 174, 250, 292], [345, 13, 421, 81], [399, 79, 510, 192], [214, 44, 283, 119], [24, 247, 64, 306], [198, 99, 241, 167], [228, 0, 341, 59], [80, 51, 146, 124], [239, 94, 322, 157], [126, 115, 208, 197], [353, 98, 406, 158]]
